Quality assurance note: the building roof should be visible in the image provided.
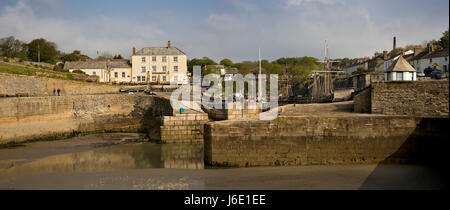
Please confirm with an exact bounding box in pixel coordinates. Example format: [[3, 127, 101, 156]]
[[225, 69, 239, 75], [108, 59, 131, 68], [135, 47, 186, 56], [386, 56, 416, 72], [64, 60, 131, 70], [420, 49, 449, 60], [64, 60, 107, 70]]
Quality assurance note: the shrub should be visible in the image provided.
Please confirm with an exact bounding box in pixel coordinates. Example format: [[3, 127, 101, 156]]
[[72, 69, 86, 74], [3, 58, 9, 63]]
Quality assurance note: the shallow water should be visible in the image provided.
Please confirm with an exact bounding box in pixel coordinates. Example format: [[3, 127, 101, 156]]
[[0, 142, 204, 177]]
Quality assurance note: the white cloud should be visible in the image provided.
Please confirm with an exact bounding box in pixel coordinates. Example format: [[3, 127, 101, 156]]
[[285, 0, 342, 8], [0, 0, 166, 58]]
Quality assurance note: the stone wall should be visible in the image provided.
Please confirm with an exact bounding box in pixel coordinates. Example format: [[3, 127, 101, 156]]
[[204, 116, 449, 167], [205, 102, 261, 121], [354, 88, 371, 113], [0, 95, 172, 144], [371, 81, 448, 117], [160, 113, 209, 143], [0, 73, 120, 97]]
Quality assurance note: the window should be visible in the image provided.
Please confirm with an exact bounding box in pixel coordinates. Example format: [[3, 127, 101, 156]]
[[152, 76, 157, 81], [173, 56, 178, 62], [162, 66, 167, 72], [152, 66, 156, 72], [92, 72, 96, 76], [396, 72, 403, 80], [173, 66, 178, 72], [152, 56, 156, 62], [141, 66, 146, 73], [122, 72, 125, 78], [141, 57, 146, 62], [137, 76, 141, 82], [430, 58, 432, 63], [173, 75, 178, 82], [162, 76, 166, 82], [142, 76, 146, 82], [114, 72, 118, 78], [162, 56, 167, 62]]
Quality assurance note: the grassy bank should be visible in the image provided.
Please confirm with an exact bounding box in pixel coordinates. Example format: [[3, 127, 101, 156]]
[[0, 62, 109, 85]]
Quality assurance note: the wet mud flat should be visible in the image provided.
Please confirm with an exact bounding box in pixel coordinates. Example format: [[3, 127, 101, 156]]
[[0, 133, 447, 190]]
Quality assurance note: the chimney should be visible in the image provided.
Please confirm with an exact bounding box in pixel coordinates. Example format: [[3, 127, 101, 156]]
[[167, 40, 171, 48], [393, 36, 396, 50], [402, 49, 405, 56], [428, 44, 435, 54], [383, 51, 388, 60], [414, 45, 423, 56], [133, 47, 136, 55]]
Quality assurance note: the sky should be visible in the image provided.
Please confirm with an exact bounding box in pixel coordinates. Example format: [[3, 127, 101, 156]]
[[0, 0, 448, 62]]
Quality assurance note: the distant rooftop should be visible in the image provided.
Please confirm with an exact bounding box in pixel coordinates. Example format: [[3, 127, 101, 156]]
[[386, 56, 416, 72], [64, 59, 131, 70], [135, 47, 186, 56]]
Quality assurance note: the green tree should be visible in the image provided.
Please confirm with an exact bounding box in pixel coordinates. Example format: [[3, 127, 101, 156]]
[[27, 38, 58, 63], [220, 58, 233, 68], [96, 52, 113, 60], [187, 57, 217, 74], [113, 54, 124, 59], [0, 36, 27, 59], [60, 50, 90, 62], [438, 30, 449, 49]]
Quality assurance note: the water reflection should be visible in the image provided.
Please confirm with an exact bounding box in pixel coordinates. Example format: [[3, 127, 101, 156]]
[[0, 142, 204, 178]]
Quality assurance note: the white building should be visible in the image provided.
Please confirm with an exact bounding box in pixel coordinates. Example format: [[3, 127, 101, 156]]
[[384, 56, 417, 81], [409, 48, 449, 74], [131, 41, 188, 85], [383, 50, 414, 72], [64, 60, 109, 82]]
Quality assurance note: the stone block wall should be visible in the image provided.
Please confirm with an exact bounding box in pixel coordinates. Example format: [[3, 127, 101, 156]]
[[160, 113, 209, 143], [205, 102, 261, 121], [204, 116, 449, 167], [0, 73, 120, 97], [371, 81, 448, 117], [0, 95, 172, 144], [354, 87, 371, 113]]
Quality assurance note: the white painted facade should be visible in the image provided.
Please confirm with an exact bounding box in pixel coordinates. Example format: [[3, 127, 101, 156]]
[[384, 71, 416, 81], [131, 54, 188, 85], [110, 67, 132, 83], [68, 68, 109, 83]]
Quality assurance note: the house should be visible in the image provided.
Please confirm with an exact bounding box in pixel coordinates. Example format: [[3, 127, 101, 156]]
[[131, 41, 188, 85], [204, 65, 226, 75], [383, 49, 414, 72], [64, 60, 109, 82], [109, 60, 132, 83], [342, 60, 369, 75], [409, 45, 449, 74], [224, 69, 239, 81], [384, 56, 416, 81]]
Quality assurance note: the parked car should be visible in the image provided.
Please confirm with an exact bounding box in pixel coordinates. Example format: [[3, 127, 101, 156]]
[[416, 72, 425, 77], [424, 67, 434, 76], [431, 71, 446, 79]]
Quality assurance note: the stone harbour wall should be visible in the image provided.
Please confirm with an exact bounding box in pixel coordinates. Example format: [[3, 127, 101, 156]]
[[0, 95, 172, 144], [160, 113, 209, 143], [204, 116, 449, 167], [360, 81, 448, 117], [0, 73, 120, 97]]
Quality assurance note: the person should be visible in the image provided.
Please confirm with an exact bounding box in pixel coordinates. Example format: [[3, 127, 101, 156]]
[[53, 89, 56, 96], [57, 88, 61, 96]]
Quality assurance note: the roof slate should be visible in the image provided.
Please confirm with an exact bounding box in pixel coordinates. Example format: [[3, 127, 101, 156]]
[[135, 47, 185, 56], [386, 56, 416, 72]]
